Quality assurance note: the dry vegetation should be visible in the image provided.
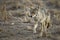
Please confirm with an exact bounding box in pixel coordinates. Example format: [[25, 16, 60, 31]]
[[46, 0, 60, 8], [0, 1, 8, 22], [0, 0, 60, 40]]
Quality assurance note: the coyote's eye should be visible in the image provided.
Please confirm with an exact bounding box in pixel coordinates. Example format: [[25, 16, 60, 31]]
[[31, 11, 35, 15]]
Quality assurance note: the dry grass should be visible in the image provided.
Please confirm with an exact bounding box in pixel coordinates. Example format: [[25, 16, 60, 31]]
[[53, 10, 60, 21], [0, 2, 8, 21], [0, 0, 60, 40], [0, 0, 60, 23], [48, 0, 60, 8]]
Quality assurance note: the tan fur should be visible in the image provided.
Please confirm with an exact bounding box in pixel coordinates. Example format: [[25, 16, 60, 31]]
[[30, 7, 52, 37]]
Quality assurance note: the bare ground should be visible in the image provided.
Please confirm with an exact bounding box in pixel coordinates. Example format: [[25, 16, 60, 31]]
[[0, 16, 60, 40]]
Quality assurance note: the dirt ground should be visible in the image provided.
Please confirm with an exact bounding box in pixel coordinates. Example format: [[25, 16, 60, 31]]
[[0, 17, 60, 40], [0, 0, 60, 40]]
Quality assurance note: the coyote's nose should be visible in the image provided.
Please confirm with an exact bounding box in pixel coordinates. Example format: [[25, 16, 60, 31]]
[[29, 15, 32, 17]]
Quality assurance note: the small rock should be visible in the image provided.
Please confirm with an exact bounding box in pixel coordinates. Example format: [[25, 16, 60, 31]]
[[11, 23, 15, 25]]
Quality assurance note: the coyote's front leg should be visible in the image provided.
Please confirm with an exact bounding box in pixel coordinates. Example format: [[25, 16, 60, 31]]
[[33, 22, 38, 33], [39, 22, 45, 37]]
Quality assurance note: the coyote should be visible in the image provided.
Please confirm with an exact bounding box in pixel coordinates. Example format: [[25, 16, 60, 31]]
[[29, 6, 52, 37]]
